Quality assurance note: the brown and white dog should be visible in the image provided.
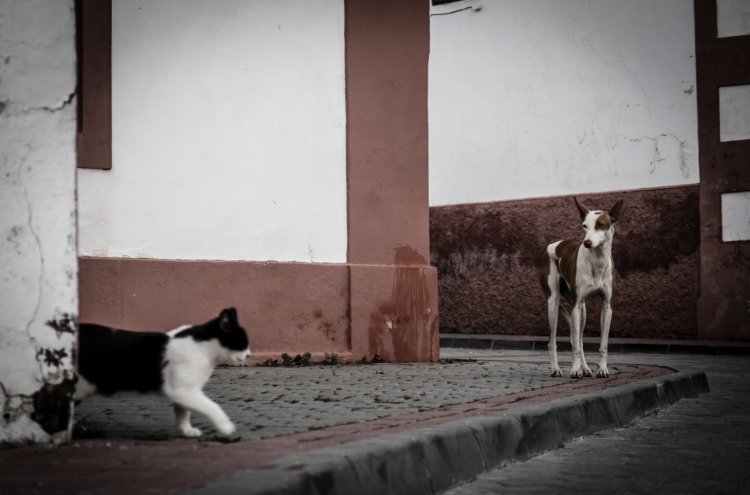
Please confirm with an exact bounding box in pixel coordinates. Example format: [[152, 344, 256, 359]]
[[539, 198, 624, 379]]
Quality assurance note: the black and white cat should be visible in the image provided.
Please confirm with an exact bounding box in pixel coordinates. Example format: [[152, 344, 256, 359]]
[[75, 308, 250, 437]]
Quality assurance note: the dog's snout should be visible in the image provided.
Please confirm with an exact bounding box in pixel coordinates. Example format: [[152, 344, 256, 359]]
[[583, 240, 593, 248]]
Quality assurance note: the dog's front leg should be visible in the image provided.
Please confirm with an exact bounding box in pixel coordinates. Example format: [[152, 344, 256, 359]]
[[597, 299, 612, 377], [578, 304, 593, 377], [547, 296, 563, 377], [569, 303, 584, 379]]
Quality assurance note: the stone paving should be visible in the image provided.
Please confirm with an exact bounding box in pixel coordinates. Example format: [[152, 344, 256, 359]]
[[0, 349, 702, 495], [75, 360, 575, 441], [442, 351, 750, 495]]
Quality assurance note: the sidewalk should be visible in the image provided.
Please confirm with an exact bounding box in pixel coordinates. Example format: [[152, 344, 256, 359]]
[[0, 350, 710, 495], [440, 333, 750, 355]]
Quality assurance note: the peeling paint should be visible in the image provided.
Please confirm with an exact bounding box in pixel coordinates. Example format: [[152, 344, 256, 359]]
[[0, 0, 78, 447], [32, 379, 76, 435], [45, 313, 77, 338]]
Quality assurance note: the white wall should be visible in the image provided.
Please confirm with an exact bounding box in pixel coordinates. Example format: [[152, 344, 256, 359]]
[[720, 84, 750, 142], [722, 191, 750, 242], [717, 0, 750, 38], [0, 0, 78, 446], [78, 0, 347, 263], [429, 0, 699, 206]]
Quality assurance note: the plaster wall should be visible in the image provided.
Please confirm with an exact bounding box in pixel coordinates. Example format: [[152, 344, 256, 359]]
[[717, 0, 750, 37], [0, 0, 78, 446], [78, 0, 347, 263], [721, 191, 750, 242], [429, 0, 699, 206], [719, 84, 750, 142]]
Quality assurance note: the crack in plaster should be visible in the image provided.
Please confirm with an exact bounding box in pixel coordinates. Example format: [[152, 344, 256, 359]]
[[16, 147, 46, 382], [0, 382, 34, 425], [613, 133, 690, 179], [0, 92, 75, 119]]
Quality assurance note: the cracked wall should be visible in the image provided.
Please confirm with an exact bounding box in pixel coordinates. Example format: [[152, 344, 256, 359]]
[[0, 0, 78, 446], [429, 0, 699, 205]]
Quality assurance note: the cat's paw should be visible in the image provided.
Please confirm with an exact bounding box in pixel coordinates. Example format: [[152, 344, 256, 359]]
[[216, 420, 236, 436], [181, 426, 202, 438]]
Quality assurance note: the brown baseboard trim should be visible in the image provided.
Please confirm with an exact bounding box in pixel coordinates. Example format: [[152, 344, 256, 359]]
[[79, 257, 439, 362]]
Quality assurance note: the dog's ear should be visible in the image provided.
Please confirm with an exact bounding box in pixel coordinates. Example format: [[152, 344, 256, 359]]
[[574, 197, 589, 220], [609, 199, 624, 223]]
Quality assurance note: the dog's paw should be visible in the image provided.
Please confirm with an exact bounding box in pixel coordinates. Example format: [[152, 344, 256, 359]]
[[596, 367, 609, 378], [551, 369, 563, 377], [570, 368, 584, 379], [181, 426, 202, 438], [216, 420, 237, 436], [582, 366, 593, 378]]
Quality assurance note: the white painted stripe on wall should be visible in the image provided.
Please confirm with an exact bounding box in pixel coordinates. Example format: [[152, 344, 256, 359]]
[[717, 0, 750, 38], [429, 0, 699, 206], [78, 0, 347, 262], [720, 84, 750, 142], [722, 191, 750, 242]]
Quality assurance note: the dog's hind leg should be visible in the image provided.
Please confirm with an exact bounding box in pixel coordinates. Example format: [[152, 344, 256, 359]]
[[579, 304, 593, 377], [548, 297, 563, 377]]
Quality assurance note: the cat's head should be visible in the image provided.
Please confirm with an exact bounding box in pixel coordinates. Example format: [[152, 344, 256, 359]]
[[215, 308, 251, 365]]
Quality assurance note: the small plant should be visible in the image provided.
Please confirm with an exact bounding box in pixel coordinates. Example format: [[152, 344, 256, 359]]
[[355, 354, 384, 365], [321, 353, 339, 365], [282, 352, 312, 366], [258, 352, 312, 367]]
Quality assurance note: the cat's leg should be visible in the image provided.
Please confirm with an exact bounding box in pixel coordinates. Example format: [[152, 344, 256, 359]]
[[166, 388, 236, 436], [173, 403, 202, 437], [73, 374, 97, 401]]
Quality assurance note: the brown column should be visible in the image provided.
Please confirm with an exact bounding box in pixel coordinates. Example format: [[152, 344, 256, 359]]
[[76, 0, 112, 170], [79, 0, 438, 362], [694, 0, 750, 340], [345, 0, 438, 361]]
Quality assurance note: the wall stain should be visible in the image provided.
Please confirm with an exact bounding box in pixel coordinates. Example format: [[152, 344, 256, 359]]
[[31, 378, 76, 435], [37, 348, 69, 368], [367, 249, 435, 361], [45, 313, 76, 338]]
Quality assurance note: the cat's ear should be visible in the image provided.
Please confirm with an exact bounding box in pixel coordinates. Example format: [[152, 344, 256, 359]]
[[220, 309, 233, 331]]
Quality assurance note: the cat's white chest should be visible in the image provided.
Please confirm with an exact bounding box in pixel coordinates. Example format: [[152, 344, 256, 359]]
[[162, 338, 219, 390]]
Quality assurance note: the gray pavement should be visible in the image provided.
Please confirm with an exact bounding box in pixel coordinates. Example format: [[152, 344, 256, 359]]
[[74, 359, 574, 440], [442, 350, 750, 495]]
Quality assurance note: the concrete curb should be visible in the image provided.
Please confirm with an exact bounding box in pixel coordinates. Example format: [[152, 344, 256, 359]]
[[180, 370, 709, 495], [440, 335, 750, 356]]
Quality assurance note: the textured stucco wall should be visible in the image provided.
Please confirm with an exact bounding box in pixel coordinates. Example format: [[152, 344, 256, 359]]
[[0, 0, 78, 446], [430, 186, 700, 339], [429, 0, 698, 206], [78, 0, 347, 263]]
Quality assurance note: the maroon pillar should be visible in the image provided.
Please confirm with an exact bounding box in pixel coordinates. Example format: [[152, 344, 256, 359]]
[[694, 0, 750, 340], [345, 0, 438, 361]]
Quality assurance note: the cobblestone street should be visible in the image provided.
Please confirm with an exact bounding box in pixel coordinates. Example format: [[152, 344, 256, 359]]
[[75, 360, 575, 440], [442, 352, 750, 495]]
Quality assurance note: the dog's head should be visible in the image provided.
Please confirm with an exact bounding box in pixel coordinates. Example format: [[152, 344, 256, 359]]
[[574, 198, 624, 249]]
